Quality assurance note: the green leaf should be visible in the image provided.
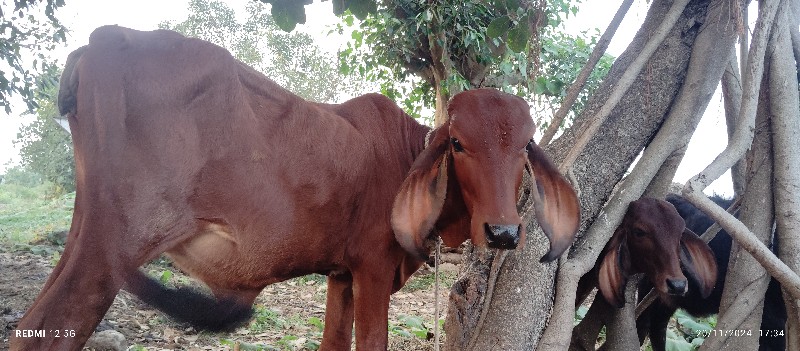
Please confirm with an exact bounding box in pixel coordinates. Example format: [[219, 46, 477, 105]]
[[413, 329, 430, 339], [399, 315, 426, 330], [270, 1, 306, 32], [665, 329, 694, 351], [505, 0, 521, 11], [159, 270, 173, 285], [389, 326, 412, 338], [487, 17, 511, 38], [676, 311, 712, 334], [307, 317, 324, 331], [346, 0, 377, 20], [506, 25, 529, 53], [533, 76, 548, 95]]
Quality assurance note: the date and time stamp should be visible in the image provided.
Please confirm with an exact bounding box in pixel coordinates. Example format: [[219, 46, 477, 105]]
[[695, 328, 785, 338]]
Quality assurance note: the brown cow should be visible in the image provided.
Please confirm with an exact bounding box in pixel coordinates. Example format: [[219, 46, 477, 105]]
[[577, 198, 717, 308], [11, 25, 580, 351], [571, 197, 717, 350]]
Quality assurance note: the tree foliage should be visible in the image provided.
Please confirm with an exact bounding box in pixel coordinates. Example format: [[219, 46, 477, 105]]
[[336, 0, 612, 125], [14, 65, 74, 193], [0, 0, 66, 113], [258, 0, 376, 31], [161, 0, 363, 103]]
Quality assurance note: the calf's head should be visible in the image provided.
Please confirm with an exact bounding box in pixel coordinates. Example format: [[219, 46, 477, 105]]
[[391, 88, 580, 262], [598, 198, 717, 307]]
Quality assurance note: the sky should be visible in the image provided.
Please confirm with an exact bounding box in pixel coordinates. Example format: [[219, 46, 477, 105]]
[[0, 0, 737, 196]]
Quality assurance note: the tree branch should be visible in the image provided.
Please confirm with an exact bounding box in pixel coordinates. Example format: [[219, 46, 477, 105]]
[[539, 0, 634, 146], [557, 0, 691, 172], [790, 0, 800, 75], [643, 145, 686, 198], [769, 3, 800, 349], [721, 47, 746, 196], [538, 0, 741, 348], [683, 185, 800, 301], [681, 0, 800, 300], [682, 0, 779, 193]]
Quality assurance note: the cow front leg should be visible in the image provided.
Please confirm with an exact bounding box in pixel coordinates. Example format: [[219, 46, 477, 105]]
[[352, 268, 393, 351], [320, 272, 354, 351], [11, 235, 125, 351]]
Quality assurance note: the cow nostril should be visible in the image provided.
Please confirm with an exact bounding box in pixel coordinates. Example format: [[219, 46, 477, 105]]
[[666, 278, 688, 295], [484, 223, 495, 242], [484, 223, 520, 249]]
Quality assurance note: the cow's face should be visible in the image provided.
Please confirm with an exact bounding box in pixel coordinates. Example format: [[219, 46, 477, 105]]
[[392, 88, 580, 262], [597, 198, 718, 307], [445, 90, 533, 250]]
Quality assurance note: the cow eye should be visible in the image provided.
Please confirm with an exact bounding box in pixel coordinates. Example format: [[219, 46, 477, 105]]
[[451, 138, 464, 152], [633, 229, 647, 237]]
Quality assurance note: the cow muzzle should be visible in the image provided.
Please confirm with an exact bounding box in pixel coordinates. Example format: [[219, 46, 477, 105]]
[[484, 223, 522, 249], [666, 278, 688, 296]]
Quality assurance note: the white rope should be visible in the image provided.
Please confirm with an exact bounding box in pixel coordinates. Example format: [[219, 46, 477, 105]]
[[425, 129, 435, 148], [434, 237, 441, 351]]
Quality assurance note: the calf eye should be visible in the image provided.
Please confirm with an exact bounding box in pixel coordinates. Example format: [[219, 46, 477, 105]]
[[451, 138, 464, 152]]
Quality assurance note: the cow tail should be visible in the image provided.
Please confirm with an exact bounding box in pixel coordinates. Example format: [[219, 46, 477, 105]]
[[124, 269, 253, 332]]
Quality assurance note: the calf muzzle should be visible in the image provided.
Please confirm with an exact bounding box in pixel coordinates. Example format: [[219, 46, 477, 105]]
[[666, 278, 688, 296], [485, 223, 521, 249]]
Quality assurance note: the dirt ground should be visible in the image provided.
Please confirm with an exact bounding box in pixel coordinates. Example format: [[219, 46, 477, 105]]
[[0, 244, 455, 351]]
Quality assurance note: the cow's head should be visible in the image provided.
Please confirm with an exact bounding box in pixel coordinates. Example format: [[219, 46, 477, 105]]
[[598, 198, 718, 307], [391, 88, 580, 262]]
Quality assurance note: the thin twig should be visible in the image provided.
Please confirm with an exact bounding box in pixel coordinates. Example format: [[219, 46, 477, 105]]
[[539, 0, 634, 146]]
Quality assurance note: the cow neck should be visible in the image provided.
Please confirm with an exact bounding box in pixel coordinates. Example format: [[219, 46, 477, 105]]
[[407, 118, 432, 162]]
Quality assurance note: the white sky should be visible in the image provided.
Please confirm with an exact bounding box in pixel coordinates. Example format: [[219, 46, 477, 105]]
[[0, 0, 739, 196]]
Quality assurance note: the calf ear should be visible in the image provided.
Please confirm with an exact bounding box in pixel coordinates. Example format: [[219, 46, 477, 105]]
[[526, 141, 581, 262], [680, 228, 717, 298], [391, 127, 449, 260], [598, 227, 630, 308]]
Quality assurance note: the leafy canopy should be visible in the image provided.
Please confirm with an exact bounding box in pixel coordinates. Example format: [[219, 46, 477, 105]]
[[336, 0, 613, 127], [14, 65, 74, 193], [258, 0, 376, 31], [0, 0, 67, 113]]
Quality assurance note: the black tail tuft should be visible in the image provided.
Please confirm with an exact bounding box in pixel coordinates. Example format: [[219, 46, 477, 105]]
[[124, 270, 253, 332]]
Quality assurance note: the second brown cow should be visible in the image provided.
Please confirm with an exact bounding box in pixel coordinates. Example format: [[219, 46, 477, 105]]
[[12, 26, 580, 351], [572, 197, 717, 350]]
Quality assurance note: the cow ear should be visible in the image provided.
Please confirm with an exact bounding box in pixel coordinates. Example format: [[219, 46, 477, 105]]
[[680, 228, 717, 298], [391, 127, 449, 260], [526, 141, 581, 262], [598, 227, 630, 308]]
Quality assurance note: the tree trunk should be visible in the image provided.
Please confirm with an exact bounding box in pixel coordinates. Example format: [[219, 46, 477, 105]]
[[427, 6, 455, 127], [721, 47, 747, 197], [699, 68, 774, 351], [444, 0, 728, 349], [768, 3, 800, 349], [541, 0, 741, 348]]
